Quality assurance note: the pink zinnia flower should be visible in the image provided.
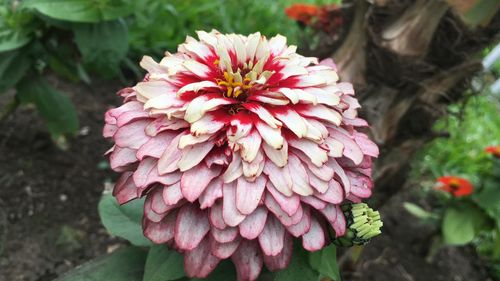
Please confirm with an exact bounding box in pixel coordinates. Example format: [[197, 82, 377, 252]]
[[104, 30, 379, 280]]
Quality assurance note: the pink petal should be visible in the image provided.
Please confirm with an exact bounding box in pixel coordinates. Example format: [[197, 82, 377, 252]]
[[184, 238, 220, 278], [211, 226, 238, 243], [210, 235, 241, 259], [144, 194, 167, 222], [114, 120, 150, 149], [236, 177, 266, 215], [302, 216, 326, 251], [199, 178, 223, 209], [329, 127, 363, 165], [136, 132, 176, 160], [158, 133, 184, 174], [300, 195, 327, 210], [222, 182, 246, 227], [181, 164, 221, 202], [258, 215, 285, 256], [288, 138, 328, 167], [239, 207, 268, 240], [231, 240, 263, 281], [264, 195, 303, 226], [328, 159, 351, 194], [263, 161, 293, 197], [175, 204, 210, 250], [286, 205, 311, 237], [315, 180, 344, 204], [109, 146, 138, 171], [209, 201, 227, 230], [263, 232, 293, 271], [266, 182, 300, 216], [288, 154, 314, 196], [332, 205, 346, 237], [143, 210, 177, 243], [178, 141, 215, 172], [162, 182, 183, 206], [113, 172, 138, 204]]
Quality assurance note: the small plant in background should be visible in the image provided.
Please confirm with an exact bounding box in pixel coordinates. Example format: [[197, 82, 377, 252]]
[[0, 0, 134, 139], [405, 147, 500, 277]]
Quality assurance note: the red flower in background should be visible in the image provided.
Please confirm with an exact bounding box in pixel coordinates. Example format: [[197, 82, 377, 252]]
[[285, 4, 319, 25], [435, 176, 474, 197], [485, 145, 500, 158], [285, 3, 344, 34]]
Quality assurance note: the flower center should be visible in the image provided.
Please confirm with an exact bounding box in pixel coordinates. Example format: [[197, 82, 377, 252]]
[[216, 71, 253, 100]]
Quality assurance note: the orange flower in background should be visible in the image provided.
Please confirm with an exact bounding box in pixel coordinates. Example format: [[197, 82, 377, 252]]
[[485, 145, 500, 158], [435, 176, 474, 197], [285, 3, 319, 25]]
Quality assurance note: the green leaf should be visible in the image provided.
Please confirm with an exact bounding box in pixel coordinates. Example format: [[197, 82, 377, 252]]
[[442, 203, 488, 245], [98, 194, 152, 247], [54, 246, 147, 281], [73, 19, 128, 77], [22, 0, 136, 23], [474, 180, 500, 211], [274, 246, 318, 281], [16, 76, 79, 137], [0, 28, 31, 52], [143, 245, 185, 281], [309, 245, 341, 281], [0, 50, 31, 93], [403, 202, 437, 221]]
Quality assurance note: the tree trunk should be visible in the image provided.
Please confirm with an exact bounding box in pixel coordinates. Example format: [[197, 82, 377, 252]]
[[318, 0, 499, 205]]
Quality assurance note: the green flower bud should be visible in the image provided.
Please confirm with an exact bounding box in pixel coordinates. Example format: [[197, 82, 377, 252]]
[[334, 203, 383, 247]]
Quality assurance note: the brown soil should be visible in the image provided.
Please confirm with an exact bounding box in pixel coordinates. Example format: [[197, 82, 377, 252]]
[[0, 77, 493, 281]]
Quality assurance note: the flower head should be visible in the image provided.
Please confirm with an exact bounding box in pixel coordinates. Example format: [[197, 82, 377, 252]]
[[485, 145, 500, 158], [435, 176, 473, 197], [104, 30, 379, 280]]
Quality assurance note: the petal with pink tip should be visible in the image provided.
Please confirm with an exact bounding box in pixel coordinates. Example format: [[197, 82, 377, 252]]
[[158, 133, 184, 174], [315, 180, 343, 204], [162, 182, 183, 206], [177, 140, 215, 172], [239, 207, 268, 240], [175, 204, 210, 250], [222, 182, 246, 227], [209, 201, 227, 230], [264, 195, 303, 226], [263, 233, 293, 271], [136, 132, 175, 160], [236, 176, 266, 215], [113, 172, 138, 204], [184, 238, 220, 278], [109, 146, 138, 171], [286, 205, 311, 237], [266, 182, 300, 216], [262, 140, 288, 168], [181, 164, 221, 202], [288, 154, 314, 196], [264, 161, 293, 196], [302, 217, 326, 251], [232, 240, 263, 281], [258, 215, 285, 256], [210, 236, 241, 259], [199, 178, 223, 209], [143, 210, 177, 243], [255, 122, 284, 150], [114, 120, 150, 150], [211, 225, 238, 243]]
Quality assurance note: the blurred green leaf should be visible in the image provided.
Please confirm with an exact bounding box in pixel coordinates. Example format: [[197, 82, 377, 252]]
[[0, 50, 31, 93], [16, 76, 79, 137], [0, 28, 31, 52], [54, 246, 147, 281], [143, 245, 185, 281], [474, 180, 500, 211], [23, 0, 136, 23], [442, 203, 489, 245], [73, 19, 128, 77], [98, 194, 152, 247], [309, 244, 341, 281], [403, 202, 438, 221]]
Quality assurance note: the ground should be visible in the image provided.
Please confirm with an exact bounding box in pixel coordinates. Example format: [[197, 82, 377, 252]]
[[0, 77, 493, 281]]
